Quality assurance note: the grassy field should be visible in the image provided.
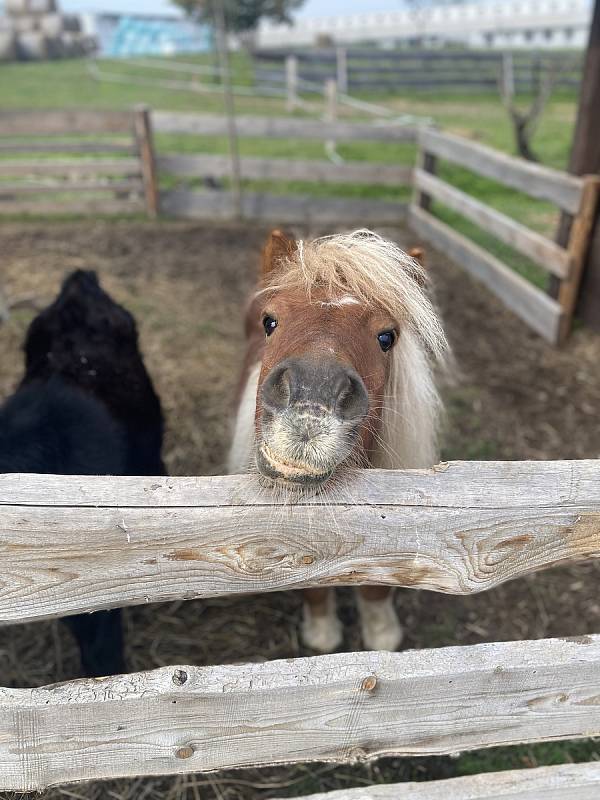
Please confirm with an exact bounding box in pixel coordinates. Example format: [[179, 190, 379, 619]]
[[0, 55, 578, 288]]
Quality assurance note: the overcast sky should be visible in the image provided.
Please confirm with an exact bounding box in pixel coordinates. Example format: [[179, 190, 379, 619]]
[[60, 0, 410, 17]]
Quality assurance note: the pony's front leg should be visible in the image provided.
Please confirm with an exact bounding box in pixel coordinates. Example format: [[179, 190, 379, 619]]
[[356, 586, 403, 651], [301, 588, 343, 652]]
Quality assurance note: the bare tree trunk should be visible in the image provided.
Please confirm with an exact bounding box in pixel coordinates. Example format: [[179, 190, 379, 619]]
[[498, 54, 555, 162]]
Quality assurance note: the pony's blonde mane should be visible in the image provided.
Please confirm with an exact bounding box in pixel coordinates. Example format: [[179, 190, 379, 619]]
[[264, 229, 449, 469]]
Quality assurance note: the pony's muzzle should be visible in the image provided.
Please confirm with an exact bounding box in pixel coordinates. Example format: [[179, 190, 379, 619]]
[[261, 357, 368, 422], [257, 357, 369, 484]]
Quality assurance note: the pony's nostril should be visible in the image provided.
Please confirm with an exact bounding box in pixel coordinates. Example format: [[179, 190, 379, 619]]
[[262, 366, 291, 411], [336, 373, 368, 422]]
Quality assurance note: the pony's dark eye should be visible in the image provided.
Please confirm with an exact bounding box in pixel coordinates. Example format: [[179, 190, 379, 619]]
[[263, 315, 278, 336], [377, 330, 396, 352]]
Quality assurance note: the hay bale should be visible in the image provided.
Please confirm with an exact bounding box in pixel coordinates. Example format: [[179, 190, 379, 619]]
[[16, 30, 48, 60], [5, 0, 30, 16], [0, 31, 17, 62], [12, 16, 39, 33], [28, 0, 57, 13], [62, 14, 81, 33], [39, 13, 63, 36]]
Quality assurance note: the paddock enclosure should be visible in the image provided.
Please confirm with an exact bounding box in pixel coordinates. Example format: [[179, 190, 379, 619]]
[[1, 220, 600, 800], [1, 108, 598, 345]]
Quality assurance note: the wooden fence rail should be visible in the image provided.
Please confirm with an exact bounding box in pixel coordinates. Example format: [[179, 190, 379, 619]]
[[1, 460, 599, 624], [1, 460, 600, 793], [410, 128, 600, 344], [0, 108, 157, 218], [153, 111, 416, 224], [2, 636, 600, 791], [272, 762, 600, 800]]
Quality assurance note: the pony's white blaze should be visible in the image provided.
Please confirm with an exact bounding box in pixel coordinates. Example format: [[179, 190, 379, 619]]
[[228, 229, 449, 653]]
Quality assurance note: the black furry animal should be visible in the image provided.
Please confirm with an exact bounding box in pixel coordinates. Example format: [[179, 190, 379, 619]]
[[0, 270, 165, 678]]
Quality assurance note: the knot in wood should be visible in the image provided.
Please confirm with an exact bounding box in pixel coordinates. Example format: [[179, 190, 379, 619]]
[[176, 745, 194, 759], [301, 555, 315, 565], [172, 669, 188, 686], [361, 675, 377, 691]]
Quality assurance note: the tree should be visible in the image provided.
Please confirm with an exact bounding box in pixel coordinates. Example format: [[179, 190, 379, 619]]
[[172, 0, 305, 33]]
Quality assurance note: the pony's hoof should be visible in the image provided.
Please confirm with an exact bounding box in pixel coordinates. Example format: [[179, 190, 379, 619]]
[[362, 620, 404, 652], [301, 614, 343, 653]]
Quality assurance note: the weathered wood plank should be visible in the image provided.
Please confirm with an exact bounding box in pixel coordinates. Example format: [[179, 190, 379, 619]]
[[0, 141, 136, 154], [558, 176, 600, 343], [2, 460, 598, 508], [0, 179, 142, 194], [0, 158, 142, 176], [0, 461, 599, 623], [272, 762, 600, 800], [157, 153, 413, 187], [0, 198, 144, 216], [161, 188, 406, 224], [152, 111, 418, 142], [2, 637, 600, 791], [419, 129, 583, 214], [0, 109, 134, 136], [413, 168, 571, 279], [409, 205, 563, 342]]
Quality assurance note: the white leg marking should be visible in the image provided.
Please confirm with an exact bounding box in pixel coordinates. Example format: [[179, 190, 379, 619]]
[[301, 591, 343, 653], [356, 590, 403, 651]]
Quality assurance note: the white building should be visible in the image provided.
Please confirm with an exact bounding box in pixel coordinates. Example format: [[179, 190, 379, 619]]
[[258, 0, 592, 50]]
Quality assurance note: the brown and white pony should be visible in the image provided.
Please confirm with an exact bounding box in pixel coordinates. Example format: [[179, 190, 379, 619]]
[[229, 229, 448, 652]]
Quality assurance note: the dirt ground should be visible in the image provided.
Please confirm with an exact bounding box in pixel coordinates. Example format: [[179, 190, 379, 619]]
[[1, 220, 600, 800]]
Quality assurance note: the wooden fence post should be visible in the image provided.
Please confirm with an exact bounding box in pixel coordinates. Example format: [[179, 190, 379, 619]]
[[0, 286, 9, 324], [134, 105, 159, 219], [286, 55, 298, 112], [557, 175, 600, 343], [336, 47, 348, 94], [413, 135, 437, 212]]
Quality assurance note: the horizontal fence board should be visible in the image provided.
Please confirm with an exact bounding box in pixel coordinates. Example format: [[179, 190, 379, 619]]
[[0, 158, 142, 176], [157, 153, 413, 187], [0, 179, 142, 195], [0, 109, 134, 136], [3, 460, 599, 508], [153, 111, 418, 142], [409, 205, 563, 342], [0, 141, 136, 155], [419, 128, 583, 214], [413, 168, 571, 279], [161, 189, 406, 224], [0, 198, 145, 216], [273, 762, 600, 800], [2, 637, 600, 791], [1, 460, 599, 623]]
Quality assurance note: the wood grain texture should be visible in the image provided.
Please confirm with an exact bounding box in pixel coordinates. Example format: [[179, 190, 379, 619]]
[[0, 460, 599, 623], [152, 111, 418, 142], [0, 158, 142, 176], [0, 109, 134, 136], [160, 188, 406, 224], [2, 637, 600, 791], [413, 168, 571, 279], [271, 762, 600, 800], [409, 206, 563, 342], [419, 128, 583, 213], [157, 153, 413, 187]]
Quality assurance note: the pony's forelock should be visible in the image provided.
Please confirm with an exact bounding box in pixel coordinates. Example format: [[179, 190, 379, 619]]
[[264, 229, 447, 361]]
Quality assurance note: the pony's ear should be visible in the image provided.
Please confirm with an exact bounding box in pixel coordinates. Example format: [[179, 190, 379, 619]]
[[408, 246, 427, 287], [261, 229, 297, 281]]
